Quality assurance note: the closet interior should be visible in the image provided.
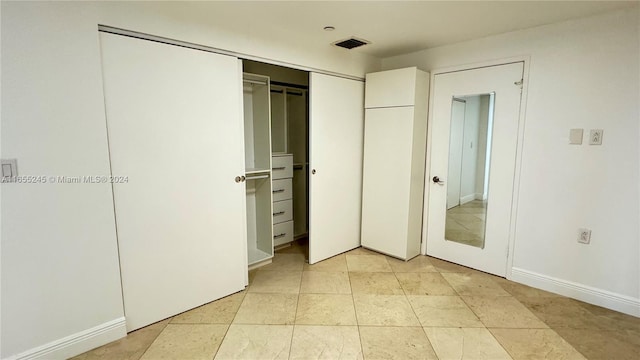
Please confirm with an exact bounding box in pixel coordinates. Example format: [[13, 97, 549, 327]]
[[242, 60, 310, 268]]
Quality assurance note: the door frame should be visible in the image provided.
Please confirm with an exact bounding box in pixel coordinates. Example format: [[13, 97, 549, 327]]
[[421, 56, 531, 280]]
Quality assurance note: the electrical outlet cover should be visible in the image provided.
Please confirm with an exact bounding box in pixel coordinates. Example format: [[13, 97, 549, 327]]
[[589, 129, 603, 145], [578, 228, 591, 244]]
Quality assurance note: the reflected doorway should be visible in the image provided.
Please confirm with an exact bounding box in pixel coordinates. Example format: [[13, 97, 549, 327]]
[[445, 94, 494, 248]]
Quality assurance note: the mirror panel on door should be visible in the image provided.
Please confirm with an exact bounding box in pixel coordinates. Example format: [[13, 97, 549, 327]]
[[445, 94, 495, 249]]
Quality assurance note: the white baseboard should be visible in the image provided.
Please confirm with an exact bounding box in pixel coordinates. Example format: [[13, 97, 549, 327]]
[[460, 194, 475, 204], [510, 267, 640, 317], [5, 317, 126, 360]]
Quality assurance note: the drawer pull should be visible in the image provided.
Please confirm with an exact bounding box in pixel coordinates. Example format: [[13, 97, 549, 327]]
[[273, 211, 285, 216], [273, 189, 285, 193], [273, 167, 286, 170], [274, 233, 287, 239]]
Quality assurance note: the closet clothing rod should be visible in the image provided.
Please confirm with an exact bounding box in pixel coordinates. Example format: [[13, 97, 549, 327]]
[[271, 81, 309, 90], [288, 92, 303, 96], [270, 89, 284, 94], [245, 174, 270, 180], [244, 79, 267, 86]]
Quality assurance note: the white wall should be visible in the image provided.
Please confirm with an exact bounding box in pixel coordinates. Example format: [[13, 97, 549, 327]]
[[0, 1, 379, 358], [384, 8, 640, 314]]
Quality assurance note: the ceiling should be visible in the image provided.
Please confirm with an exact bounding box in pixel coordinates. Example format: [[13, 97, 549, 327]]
[[157, 1, 638, 58]]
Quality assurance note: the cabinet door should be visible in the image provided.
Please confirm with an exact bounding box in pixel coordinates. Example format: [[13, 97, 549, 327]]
[[100, 33, 246, 331], [364, 67, 417, 108], [309, 73, 364, 264], [361, 107, 415, 259]]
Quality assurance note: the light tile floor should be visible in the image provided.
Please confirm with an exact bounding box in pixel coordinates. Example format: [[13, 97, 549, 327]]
[[73, 242, 640, 360]]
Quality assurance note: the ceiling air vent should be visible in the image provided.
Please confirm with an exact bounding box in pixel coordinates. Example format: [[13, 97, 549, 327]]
[[333, 37, 369, 50]]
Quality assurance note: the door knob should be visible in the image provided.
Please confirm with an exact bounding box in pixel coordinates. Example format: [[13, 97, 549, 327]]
[[432, 176, 445, 185], [235, 176, 242, 183], [241, 175, 246, 182], [311, 169, 316, 175]]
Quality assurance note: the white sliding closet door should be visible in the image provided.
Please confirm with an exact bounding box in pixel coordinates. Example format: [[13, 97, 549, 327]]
[[309, 73, 364, 264], [100, 33, 246, 331]]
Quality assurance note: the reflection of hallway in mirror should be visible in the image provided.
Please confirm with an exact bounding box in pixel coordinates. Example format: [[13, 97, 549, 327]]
[[445, 200, 487, 248]]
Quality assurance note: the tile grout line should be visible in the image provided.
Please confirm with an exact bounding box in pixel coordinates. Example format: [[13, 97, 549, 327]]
[[347, 254, 368, 359], [394, 258, 440, 359], [211, 289, 248, 360], [286, 266, 303, 360]]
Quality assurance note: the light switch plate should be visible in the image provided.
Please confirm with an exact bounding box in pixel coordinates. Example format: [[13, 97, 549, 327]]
[[1, 159, 18, 181], [589, 129, 603, 145], [569, 129, 583, 145]]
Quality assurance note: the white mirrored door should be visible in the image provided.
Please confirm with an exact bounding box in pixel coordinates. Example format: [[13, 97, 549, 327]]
[[426, 62, 524, 276]]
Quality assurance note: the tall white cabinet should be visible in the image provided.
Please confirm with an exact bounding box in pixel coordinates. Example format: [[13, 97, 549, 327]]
[[361, 67, 429, 260]]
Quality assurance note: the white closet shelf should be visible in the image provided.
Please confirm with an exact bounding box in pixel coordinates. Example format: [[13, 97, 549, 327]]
[[248, 247, 272, 266]]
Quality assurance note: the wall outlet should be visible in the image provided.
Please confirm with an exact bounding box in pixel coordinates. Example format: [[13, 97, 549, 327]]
[[589, 129, 603, 145], [578, 228, 591, 244]]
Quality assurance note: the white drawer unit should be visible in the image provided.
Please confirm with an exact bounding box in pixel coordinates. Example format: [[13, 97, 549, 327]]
[[272, 154, 294, 248], [272, 200, 293, 224], [273, 220, 294, 247], [272, 154, 293, 179], [272, 178, 292, 202]]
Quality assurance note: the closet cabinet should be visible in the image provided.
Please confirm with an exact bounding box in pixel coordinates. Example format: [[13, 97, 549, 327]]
[[243, 73, 274, 268], [272, 154, 294, 246], [270, 84, 309, 244], [361, 67, 429, 260]]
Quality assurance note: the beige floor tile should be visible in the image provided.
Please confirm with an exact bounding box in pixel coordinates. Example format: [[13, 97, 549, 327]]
[[396, 273, 457, 295], [233, 293, 298, 325], [407, 295, 483, 327], [349, 272, 404, 295], [554, 328, 640, 360], [491, 278, 559, 299], [258, 253, 305, 272], [248, 270, 302, 294], [490, 328, 586, 359], [214, 324, 293, 360], [295, 294, 357, 325], [304, 254, 348, 272], [71, 319, 171, 360], [441, 272, 511, 296], [274, 240, 308, 255], [248, 269, 258, 285], [463, 296, 548, 328], [353, 294, 420, 326], [387, 256, 437, 273], [346, 255, 392, 272], [300, 271, 351, 294], [424, 327, 512, 360], [345, 247, 380, 256], [290, 325, 362, 360], [359, 326, 437, 359], [577, 301, 640, 331], [518, 297, 613, 330], [139, 324, 227, 360], [171, 291, 245, 324], [427, 257, 473, 273]]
